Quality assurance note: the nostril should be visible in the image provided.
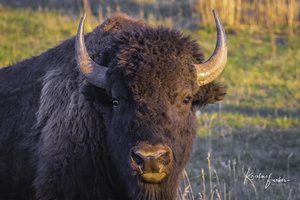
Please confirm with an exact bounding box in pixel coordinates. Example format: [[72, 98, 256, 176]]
[[157, 152, 171, 166], [131, 151, 144, 168]]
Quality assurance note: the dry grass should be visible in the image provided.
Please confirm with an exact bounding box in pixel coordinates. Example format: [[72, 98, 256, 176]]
[[179, 152, 232, 200], [194, 0, 299, 34], [178, 107, 299, 200], [183, 126, 300, 200]]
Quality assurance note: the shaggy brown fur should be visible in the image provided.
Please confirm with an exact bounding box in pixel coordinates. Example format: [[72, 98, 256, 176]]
[[0, 13, 226, 200]]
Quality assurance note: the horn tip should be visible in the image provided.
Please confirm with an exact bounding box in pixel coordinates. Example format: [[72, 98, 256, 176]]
[[81, 13, 87, 21], [78, 13, 86, 34], [212, 9, 219, 18]]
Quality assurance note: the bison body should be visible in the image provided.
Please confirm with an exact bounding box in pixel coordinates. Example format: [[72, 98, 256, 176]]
[[0, 13, 226, 200]]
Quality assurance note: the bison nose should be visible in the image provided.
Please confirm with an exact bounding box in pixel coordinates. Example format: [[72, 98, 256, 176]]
[[130, 144, 172, 183]]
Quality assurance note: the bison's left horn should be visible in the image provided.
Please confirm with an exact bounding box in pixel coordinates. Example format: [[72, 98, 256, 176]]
[[75, 14, 107, 88], [194, 10, 227, 86]]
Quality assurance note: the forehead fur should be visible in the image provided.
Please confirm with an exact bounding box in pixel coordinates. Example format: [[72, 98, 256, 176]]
[[114, 26, 204, 69], [109, 26, 204, 101]]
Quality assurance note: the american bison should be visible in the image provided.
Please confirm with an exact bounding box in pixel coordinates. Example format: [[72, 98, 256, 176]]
[[0, 11, 227, 200]]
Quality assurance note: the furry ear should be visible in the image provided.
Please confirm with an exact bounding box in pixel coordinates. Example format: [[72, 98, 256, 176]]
[[80, 83, 111, 107], [99, 13, 145, 33], [192, 82, 226, 108]]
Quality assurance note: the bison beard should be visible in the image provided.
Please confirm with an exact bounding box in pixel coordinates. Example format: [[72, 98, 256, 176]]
[[0, 13, 227, 200]]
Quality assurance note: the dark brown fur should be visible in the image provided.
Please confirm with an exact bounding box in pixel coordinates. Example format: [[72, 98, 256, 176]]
[[0, 14, 226, 200]]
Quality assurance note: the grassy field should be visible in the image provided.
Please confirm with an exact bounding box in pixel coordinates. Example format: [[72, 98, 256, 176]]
[[0, 6, 299, 200]]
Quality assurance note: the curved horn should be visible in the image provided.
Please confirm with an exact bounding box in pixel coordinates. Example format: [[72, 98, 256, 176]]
[[75, 14, 107, 88], [194, 10, 227, 86]]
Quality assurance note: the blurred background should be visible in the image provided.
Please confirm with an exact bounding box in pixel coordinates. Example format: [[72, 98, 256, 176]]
[[0, 0, 299, 199]]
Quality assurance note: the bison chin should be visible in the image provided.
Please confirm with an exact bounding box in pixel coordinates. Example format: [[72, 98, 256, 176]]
[[127, 175, 179, 200]]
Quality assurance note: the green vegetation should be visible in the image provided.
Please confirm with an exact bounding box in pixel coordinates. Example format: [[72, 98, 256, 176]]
[[0, 7, 78, 67], [197, 112, 300, 136], [190, 29, 300, 110], [191, 26, 300, 130]]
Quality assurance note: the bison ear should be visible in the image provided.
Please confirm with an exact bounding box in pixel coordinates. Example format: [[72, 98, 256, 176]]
[[192, 82, 226, 108], [80, 83, 111, 106], [101, 13, 145, 32]]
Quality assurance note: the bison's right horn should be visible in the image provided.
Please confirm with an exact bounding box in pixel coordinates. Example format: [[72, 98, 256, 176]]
[[194, 10, 227, 86], [75, 14, 107, 88]]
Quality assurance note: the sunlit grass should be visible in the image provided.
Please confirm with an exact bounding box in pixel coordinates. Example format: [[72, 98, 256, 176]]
[[0, 7, 78, 66], [188, 26, 300, 110], [197, 112, 300, 136]]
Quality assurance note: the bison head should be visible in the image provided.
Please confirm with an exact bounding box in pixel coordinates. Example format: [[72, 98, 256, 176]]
[[75, 11, 227, 199]]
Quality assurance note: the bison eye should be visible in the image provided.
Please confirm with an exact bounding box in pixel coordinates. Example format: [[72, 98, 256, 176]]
[[183, 96, 192, 105], [112, 99, 120, 107]]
